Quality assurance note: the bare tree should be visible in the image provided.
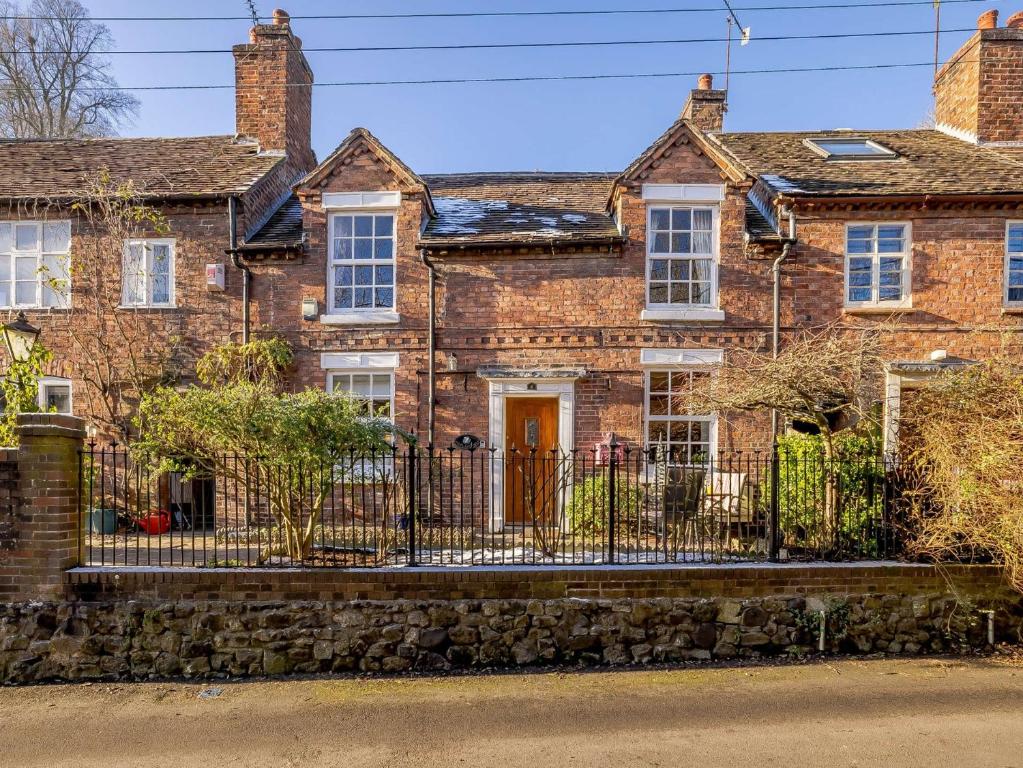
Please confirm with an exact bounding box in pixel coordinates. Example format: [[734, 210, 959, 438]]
[[0, 0, 138, 138], [673, 324, 889, 530]]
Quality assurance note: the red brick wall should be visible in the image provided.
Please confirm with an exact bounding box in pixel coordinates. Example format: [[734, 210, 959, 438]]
[[935, 23, 1023, 143], [783, 206, 1023, 360], [64, 562, 1009, 602], [8, 201, 242, 437], [232, 14, 315, 172]]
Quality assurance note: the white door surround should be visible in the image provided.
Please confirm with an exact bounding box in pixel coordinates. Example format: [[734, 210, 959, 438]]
[[485, 374, 579, 532]]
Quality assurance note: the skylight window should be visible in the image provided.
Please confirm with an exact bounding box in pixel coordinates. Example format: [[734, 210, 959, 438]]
[[804, 138, 898, 160]]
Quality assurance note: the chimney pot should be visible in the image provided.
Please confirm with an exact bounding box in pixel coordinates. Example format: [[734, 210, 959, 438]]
[[978, 9, 998, 30], [698, 73, 713, 90], [272, 8, 290, 25], [1007, 10, 1023, 28]]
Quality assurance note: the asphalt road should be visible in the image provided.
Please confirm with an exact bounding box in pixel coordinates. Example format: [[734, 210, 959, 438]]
[[1, 657, 1021, 768]]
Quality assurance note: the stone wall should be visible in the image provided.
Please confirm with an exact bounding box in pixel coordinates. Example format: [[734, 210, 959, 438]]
[[2, 589, 1020, 683]]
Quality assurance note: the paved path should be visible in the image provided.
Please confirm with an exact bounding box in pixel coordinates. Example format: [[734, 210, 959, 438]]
[[2, 657, 1021, 767]]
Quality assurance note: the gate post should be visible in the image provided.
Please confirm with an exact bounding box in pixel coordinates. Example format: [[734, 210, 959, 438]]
[[607, 435, 618, 565], [0, 414, 86, 601], [769, 441, 781, 562], [406, 446, 418, 567]]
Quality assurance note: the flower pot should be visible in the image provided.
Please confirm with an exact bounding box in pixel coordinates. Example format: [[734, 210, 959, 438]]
[[88, 507, 118, 535], [139, 511, 171, 535]]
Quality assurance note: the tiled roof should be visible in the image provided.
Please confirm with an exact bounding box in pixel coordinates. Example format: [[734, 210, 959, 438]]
[[744, 199, 782, 242], [0, 135, 285, 200], [706, 129, 1023, 197], [419, 172, 622, 248], [242, 194, 304, 251]]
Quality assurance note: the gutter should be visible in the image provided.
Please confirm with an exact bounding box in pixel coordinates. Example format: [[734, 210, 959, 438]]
[[416, 234, 625, 254]]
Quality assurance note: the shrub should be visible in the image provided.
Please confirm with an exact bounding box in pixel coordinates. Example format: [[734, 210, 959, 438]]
[[773, 431, 885, 557], [566, 471, 644, 537]]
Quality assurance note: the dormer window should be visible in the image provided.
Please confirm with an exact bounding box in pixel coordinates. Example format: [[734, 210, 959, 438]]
[[804, 138, 897, 160]]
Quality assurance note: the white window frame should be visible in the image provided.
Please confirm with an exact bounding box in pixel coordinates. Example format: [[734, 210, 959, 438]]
[[326, 369, 395, 423], [643, 368, 718, 466], [843, 221, 913, 311], [642, 204, 724, 321], [325, 208, 398, 324], [0, 220, 72, 309], [38, 376, 72, 415], [326, 362, 397, 478], [1005, 221, 1023, 308], [121, 238, 175, 308]]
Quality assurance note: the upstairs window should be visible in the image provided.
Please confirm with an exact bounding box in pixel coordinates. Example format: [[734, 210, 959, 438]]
[[1006, 222, 1023, 306], [805, 138, 898, 160], [647, 206, 717, 308], [0, 221, 71, 308], [845, 223, 911, 308], [328, 213, 395, 313], [122, 239, 174, 307]]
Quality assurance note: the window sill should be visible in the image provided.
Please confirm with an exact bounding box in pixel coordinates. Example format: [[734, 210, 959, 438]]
[[641, 308, 725, 322], [842, 304, 913, 316], [320, 311, 401, 326], [117, 305, 178, 311], [1001, 306, 1023, 315]]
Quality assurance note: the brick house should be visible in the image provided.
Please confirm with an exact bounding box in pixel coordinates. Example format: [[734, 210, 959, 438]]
[[4, 8, 1023, 523]]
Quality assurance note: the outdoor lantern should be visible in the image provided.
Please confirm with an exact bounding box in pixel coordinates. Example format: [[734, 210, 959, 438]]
[[2, 311, 40, 363], [447, 353, 458, 372]]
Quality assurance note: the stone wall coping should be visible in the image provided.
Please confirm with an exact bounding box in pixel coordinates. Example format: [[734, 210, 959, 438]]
[[15, 413, 87, 439], [68, 561, 982, 576]]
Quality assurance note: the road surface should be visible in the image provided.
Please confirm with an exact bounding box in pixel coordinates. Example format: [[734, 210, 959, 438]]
[[1, 656, 1021, 767]]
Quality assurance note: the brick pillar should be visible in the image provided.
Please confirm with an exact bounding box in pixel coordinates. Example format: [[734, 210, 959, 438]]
[[0, 414, 86, 601]]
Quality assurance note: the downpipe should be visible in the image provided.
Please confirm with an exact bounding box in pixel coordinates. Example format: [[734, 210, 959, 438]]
[[769, 208, 797, 562], [420, 249, 437, 447], [228, 196, 251, 345]]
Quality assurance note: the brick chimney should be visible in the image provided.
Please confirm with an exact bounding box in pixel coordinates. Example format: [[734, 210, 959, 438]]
[[681, 73, 727, 132], [232, 8, 315, 171], [934, 9, 1023, 144]]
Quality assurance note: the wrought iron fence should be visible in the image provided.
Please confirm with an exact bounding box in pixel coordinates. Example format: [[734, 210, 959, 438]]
[[78, 442, 903, 568]]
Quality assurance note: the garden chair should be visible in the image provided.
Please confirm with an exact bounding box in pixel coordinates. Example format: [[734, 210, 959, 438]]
[[658, 464, 707, 560]]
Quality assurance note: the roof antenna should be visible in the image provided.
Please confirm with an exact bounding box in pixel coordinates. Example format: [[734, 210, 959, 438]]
[[245, 0, 260, 26], [722, 0, 751, 92], [933, 0, 941, 77]]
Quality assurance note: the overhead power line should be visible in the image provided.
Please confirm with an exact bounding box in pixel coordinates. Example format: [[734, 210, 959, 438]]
[[7, 26, 985, 55], [0, 0, 999, 22], [20, 60, 965, 92]]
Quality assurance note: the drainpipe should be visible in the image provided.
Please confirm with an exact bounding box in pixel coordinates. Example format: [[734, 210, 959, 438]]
[[769, 207, 796, 563], [228, 196, 251, 344], [420, 249, 437, 447], [770, 207, 798, 442]]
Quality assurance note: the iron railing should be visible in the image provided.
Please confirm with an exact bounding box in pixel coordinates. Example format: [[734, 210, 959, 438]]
[[78, 442, 903, 568]]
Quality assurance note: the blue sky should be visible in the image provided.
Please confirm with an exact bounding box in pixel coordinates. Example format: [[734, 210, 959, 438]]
[[86, 0, 1002, 172]]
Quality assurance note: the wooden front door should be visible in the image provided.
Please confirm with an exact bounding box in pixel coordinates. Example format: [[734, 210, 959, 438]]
[[504, 397, 560, 526]]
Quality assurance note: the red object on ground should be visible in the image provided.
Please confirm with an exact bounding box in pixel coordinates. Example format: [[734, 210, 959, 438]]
[[139, 511, 170, 535]]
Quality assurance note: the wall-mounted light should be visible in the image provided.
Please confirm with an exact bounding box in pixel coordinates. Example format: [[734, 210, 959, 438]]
[[3, 311, 40, 363], [447, 353, 458, 372]]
